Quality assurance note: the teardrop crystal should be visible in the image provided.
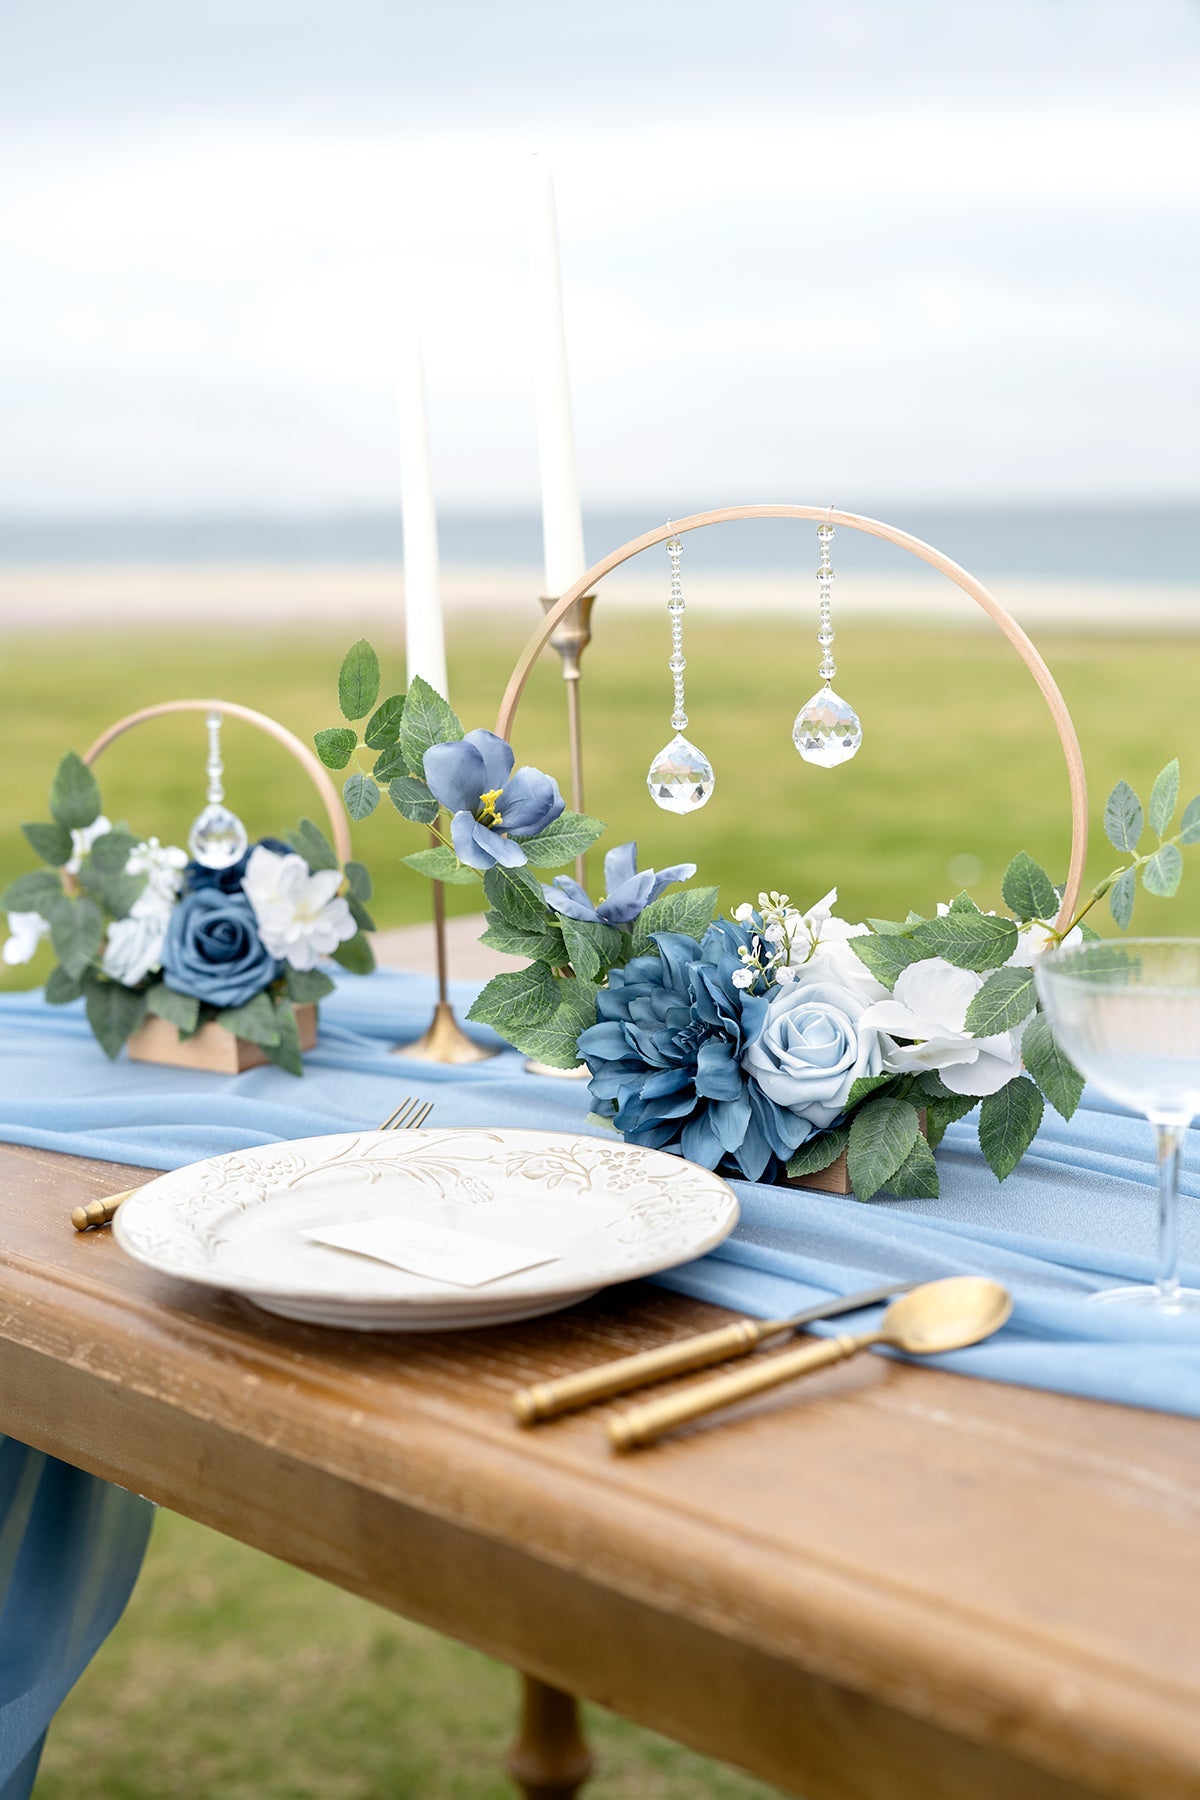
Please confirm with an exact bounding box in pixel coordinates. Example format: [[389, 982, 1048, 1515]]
[[188, 803, 249, 869], [792, 686, 862, 768], [646, 734, 715, 813]]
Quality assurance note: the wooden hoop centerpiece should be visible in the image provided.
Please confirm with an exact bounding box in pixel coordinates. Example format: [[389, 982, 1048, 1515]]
[[82, 699, 352, 1073], [498, 503, 1089, 931]]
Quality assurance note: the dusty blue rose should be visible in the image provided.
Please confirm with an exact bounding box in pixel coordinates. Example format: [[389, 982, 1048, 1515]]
[[742, 977, 884, 1132], [185, 836, 292, 895], [161, 889, 283, 1008], [422, 730, 564, 871], [542, 841, 697, 926]]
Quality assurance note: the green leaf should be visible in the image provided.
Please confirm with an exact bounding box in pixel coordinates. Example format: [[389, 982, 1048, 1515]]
[[1142, 842, 1183, 899], [978, 1076, 1044, 1181], [864, 918, 914, 937], [1103, 779, 1144, 853], [86, 828, 140, 874], [785, 1128, 850, 1180], [216, 992, 282, 1046], [49, 752, 102, 832], [846, 1095, 922, 1202], [20, 820, 73, 866], [396, 675, 463, 777], [337, 639, 381, 722], [78, 861, 144, 920], [912, 910, 1017, 972], [344, 860, 372, 902], [466, 962, 560, 1042], [560, 917, 624, 984], [146, 984, 201, 1034], [44, 965, 85, 1005], [347, 896, 376, 932], [386, 775, 439, 824], [1179, 796, 1200, 845], [50, 896, 104, 979], [962, 965, 1036, 1036], [314, 727, 359, 770], [285, 967, 336, 1003], [343, 773, 380, 821], [332, 931, 376, 974], [479, 917, 566, 962], [882, 1131, 940, 1199], [371, 742, 408, 783], [1001, 851, 1060, 922], [1021, 1012, 1084, 1121], [1, 869, 65, 917], [518, 812, 607, 868], [923, 1091, 979, 1148], [261, 996, 304, 1076], [844, 1072, 898, 1109], [631, 886, 720, 958], [1109, 867, 1136, 931], [947, 891, 981, 914], [403, 846, 479, 886], [483, 863, 548, 931], [287, 817, 339, 873], [1149, 758, 1180, 838], [514, 977, 600, 1069], [84, 980, 147, 1059], [850, 932, 925, 990], [364, 692, 405, 749]]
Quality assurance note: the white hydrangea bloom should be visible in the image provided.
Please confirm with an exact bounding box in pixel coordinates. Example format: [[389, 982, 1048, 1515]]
[[3, 912, 50, 966], [241, 845, 356, 972]]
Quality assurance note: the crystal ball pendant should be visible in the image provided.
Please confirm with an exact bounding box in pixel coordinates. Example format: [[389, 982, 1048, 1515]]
[[792, 685, 862, 768], [188, 803, 250, 869], [647, 733, 715, 813]]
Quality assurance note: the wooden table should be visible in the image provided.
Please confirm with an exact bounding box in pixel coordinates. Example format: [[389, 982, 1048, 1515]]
[[3, 1136, 1199, 1800]]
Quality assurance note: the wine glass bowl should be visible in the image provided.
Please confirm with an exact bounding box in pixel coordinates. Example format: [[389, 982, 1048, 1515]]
[[1034, 938, 1200, 1313]]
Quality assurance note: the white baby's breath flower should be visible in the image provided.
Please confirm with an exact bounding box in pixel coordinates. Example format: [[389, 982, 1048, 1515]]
[[65, 815, 113, 874], [3, 912, 50, 966], [125, 837, 188, 903], [730, 967, 757, 990], [242, 845, 356, 972], [732, 902, 756, 924]]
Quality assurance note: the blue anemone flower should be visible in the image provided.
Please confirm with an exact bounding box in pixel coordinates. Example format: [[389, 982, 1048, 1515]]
[[542, 841, 697, 926], [422, 730, 564, 871], [577, 919, 815, 1182]]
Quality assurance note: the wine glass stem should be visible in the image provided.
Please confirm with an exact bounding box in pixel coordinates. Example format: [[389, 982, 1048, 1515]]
[[1152, 1120, 1187, 1304]]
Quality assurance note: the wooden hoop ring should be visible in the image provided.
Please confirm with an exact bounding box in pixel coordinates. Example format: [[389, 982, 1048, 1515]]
[[497, 504, 1088, 930], [82, 700, 353, 866]]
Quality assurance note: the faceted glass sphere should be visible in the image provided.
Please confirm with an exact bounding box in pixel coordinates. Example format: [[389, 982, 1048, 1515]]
[[792, 687, 863, 768], [188, 803, 250, 869], [647, 734, 715, 813]]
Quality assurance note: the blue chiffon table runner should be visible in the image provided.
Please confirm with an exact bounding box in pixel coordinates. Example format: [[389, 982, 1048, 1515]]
[[1, 967, 1198, 1792]]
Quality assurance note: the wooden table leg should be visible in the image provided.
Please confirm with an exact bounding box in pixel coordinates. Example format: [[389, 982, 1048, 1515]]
[[506, 1674, 595, 1799]]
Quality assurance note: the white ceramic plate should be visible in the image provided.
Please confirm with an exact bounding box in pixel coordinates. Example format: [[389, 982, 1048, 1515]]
[[113, 1128, 739, 1330]]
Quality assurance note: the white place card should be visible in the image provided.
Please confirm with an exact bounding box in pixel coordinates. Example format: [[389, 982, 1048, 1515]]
[[304, 1214, 561, 1288]]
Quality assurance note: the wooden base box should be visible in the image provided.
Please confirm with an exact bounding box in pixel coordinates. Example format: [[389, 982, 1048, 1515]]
[[126, 1004, 318, 1073]]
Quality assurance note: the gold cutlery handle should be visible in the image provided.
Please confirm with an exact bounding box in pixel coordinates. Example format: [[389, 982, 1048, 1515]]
[[71, 1190, 135, 1232], [608, 1329, 870, 1452], [513, 1318, 768, 1424]]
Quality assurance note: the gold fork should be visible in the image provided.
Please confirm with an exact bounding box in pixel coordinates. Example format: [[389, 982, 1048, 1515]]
[[70, 1095, 436, 1231]]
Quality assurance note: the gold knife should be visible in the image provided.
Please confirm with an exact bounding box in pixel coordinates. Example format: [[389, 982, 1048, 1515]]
[[512, 1279, 914, 1424]]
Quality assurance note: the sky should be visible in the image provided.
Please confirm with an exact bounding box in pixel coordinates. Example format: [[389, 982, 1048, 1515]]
[[1, 0, 1198, 515]]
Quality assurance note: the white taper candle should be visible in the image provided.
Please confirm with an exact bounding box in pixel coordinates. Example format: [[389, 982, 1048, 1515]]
[[530, 156, 587, 598], [397, 340, 448, 700]]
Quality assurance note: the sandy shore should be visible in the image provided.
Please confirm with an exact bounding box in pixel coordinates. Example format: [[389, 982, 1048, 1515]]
[[0, 562, 1196, 632]]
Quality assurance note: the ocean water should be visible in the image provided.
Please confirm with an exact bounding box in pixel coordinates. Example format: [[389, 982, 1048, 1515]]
[[0, 506, 1197, 581]]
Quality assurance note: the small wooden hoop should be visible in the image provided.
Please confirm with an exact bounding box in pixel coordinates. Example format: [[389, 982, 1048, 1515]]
[[82, 700, 353, 866], [497, 504, 1089, 929]]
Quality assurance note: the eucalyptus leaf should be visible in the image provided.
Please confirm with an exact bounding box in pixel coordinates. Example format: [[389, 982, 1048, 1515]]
[[1180, 796, 1200, 845], [1109, 867, 1136, 931], [146, 984, 201, 1034], [1021, 1011, 1084, 1121], [518, 812, 607, 868], [784, 1128, 850, 1181], [314, 727, 358, 771], [337, 638, 381, 722], [912, 909, 1017, 972], [846, 1095, 922, 1202], [49, 752, 102, 832], [20, 820, 73, 866], [216, 992, 282, 1046], [261, 996, 304, 1076], [1149, 758, 1180, 838], [403, 846, 479, 886], [332, 932, 376, 974], [344, 860, 373, 902], [84, 980, 148, 1059], [962, 965, 1036, 1036], [386, 775, 439, 824], [348, 896, 376, 932], [630, 886, 719, 958], [286, 817, 339, 873], [364, 692, 405, 749], [343, 772, 380, 821], [87, 828, 140, 874], [285, 967, 336, 1003], [1142, 842, 1183, 898], [1, 869, 65, 917], [1000, 851, 1059, 922], [978, 1076, 1044, 1181], [50, 896, 104, 979], [44, 965, 85, 1005], [1103, 779, 1144, 853], [397, 675, 464, 777]]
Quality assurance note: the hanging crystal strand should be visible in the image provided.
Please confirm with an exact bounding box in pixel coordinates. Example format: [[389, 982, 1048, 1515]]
[[646, 533, 715, 812], [792, 520, 863, 768], [188, 709, 250, 868]]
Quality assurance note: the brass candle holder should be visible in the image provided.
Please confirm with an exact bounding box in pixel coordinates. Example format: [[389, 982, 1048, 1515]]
[[393, 827, 499, 1065]]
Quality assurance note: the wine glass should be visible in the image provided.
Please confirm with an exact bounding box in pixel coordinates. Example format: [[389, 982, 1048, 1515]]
[[1034, 938, 1200, 1313]]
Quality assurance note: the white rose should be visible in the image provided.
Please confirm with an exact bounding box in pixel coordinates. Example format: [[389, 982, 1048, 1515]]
[[3, 912, 50, 966], [102, 897, 173, 986], [743, 976, 889, 1132], [858, 957, 1026, 1096]]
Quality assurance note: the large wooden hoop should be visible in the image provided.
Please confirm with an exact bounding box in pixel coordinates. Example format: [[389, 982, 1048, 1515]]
[[497, 504, 1088, 929], [83, 700, 353, 865]]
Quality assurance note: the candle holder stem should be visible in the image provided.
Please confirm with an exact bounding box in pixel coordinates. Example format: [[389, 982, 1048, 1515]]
[[539, 592, 595, 886], [393, 827, 499, 1065]]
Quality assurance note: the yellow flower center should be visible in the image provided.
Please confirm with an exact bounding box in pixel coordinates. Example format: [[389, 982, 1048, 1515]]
[[477, 788, 504, 828]]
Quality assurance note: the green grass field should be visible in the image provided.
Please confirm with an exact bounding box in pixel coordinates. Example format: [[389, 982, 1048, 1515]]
[[7, 613, 1200, 1797]]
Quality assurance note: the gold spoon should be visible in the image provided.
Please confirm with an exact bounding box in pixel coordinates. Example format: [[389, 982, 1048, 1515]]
[[608, 1275, 1013, 1453]]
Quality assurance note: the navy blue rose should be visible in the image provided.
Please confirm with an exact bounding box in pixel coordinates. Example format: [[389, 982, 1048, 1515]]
[[577, 918, 813, 1182], [422, 730, 564, 871], [161, 889, 283, 1009], [185, 836, 292, 894]]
